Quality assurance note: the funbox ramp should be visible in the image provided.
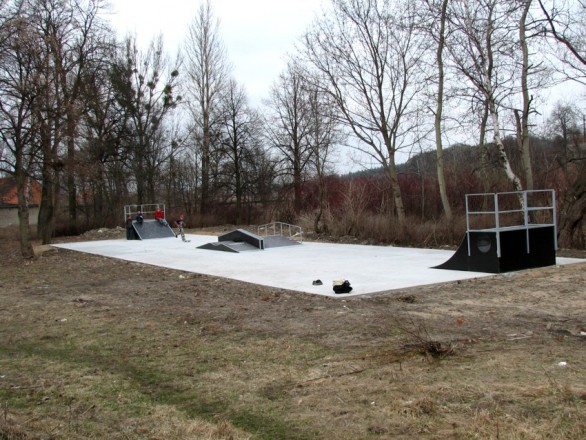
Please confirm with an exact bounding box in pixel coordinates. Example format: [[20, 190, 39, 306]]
[[434, 225, 556, 273], [197, 228, 301, 253], [132, 219, 175, 240]]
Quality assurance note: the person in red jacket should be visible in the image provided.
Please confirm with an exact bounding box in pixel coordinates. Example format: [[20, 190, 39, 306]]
[[154, 207, 168, 226]]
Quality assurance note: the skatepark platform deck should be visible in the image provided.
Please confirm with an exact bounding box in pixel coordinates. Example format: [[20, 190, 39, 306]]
[[52, 234, 584, 298]]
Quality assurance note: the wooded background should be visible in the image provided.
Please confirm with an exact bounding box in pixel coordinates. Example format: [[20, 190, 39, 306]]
[[1, 0, 585, 258]]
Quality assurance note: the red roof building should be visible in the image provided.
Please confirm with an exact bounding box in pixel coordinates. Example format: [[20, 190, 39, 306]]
[[0, 176, 42, 227], [0, 176, 42, 207]]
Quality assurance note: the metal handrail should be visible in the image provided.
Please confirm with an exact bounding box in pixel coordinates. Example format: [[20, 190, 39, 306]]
[[257, 222, 303, 243], [123, 203, 166, 220]]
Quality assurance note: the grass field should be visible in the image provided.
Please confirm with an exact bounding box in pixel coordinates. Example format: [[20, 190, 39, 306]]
[[0, 233, 585, 439]]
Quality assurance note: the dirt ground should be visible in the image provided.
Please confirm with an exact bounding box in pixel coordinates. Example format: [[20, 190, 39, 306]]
[[1, 227, 585, 439]]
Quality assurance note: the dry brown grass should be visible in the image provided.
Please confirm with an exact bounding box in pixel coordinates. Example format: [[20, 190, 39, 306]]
[[299, 210, 466, 247], [0, 232, 585, 439]]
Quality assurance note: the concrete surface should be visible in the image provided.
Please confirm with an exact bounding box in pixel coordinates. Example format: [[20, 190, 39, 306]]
[[53, 235, 583, 298]]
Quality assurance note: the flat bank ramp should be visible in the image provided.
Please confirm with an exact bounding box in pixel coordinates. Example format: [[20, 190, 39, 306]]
[[197, 241, 259, 253], [263, 235, 301, 248], [133, 220, 175, 240]]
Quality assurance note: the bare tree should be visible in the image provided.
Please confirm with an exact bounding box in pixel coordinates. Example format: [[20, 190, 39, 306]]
[[27, 0, 72, 244], [56, 0, 110, 228], [422, 0, 453, 223], [515, 0, 535, 191], [447, 0, 524, 197], [302, 0, 429, 227], [264, 62, 314, 216], [0, 2, 40, 257], [12, 0, 113, 243], [110, 36, 180, 205], [79, 40, 131, 224], [538, 0, 586, 247], [184, 0, 230, 216], [305, 78, 342, 232], [538, 0, 586, 84], [217, 79, 264, 223]]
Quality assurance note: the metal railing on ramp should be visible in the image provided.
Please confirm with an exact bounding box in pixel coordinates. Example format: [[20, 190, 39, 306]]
[[257, 222, 303, 243]]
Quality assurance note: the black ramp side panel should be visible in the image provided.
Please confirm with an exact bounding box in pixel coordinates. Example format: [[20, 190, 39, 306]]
[[498, 226, 556, 272], [435, 226, 556, 273], [218, 229, 264, 249], [132, 220, 175, 240], [433, 232, 500, 273]]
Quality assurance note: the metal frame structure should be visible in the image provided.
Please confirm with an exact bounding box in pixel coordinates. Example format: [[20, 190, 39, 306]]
[[464, 190, 557, 258]]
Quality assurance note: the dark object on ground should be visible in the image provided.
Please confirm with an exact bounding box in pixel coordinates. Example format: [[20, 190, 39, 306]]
[[333, 280, 352, 294]]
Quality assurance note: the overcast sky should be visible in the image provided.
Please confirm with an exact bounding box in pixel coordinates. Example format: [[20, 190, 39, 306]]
[[105, 1, 585, 171], [107, 0, 326, 104]]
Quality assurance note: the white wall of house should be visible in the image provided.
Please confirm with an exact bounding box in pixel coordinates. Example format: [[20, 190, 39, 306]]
[[0, 207, 39, 228]]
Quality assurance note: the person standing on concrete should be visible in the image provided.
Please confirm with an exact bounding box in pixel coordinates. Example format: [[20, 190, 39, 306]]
[[136, 211, 144, 225], [174, 214, 188, 242], [126, 215, 135, 240]]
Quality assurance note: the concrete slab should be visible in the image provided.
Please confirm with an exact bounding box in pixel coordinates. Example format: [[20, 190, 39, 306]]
[[52, 235, 584, 298]]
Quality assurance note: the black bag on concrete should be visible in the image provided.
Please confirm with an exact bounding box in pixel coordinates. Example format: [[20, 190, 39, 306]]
[[333, 280, 352, 294]]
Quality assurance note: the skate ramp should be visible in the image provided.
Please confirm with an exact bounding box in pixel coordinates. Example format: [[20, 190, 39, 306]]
[[197, 228, 300, 253], [197, 229, 264, 253], [435, 225, 556, 273], [133, 219, 175, 240], [197, 241, 260, 253]]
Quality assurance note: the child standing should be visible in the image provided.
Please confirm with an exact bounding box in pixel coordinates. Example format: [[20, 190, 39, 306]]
[[174, 214, 189, 242], [126, 215, 135, 240]]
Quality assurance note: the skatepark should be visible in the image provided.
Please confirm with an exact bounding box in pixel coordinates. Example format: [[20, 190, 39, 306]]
[[54, 193, 583, 297]]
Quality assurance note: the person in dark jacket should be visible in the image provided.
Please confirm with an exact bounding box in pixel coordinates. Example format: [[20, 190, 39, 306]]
[[126, 215, 135, 240], [174, 214, 188, 242]]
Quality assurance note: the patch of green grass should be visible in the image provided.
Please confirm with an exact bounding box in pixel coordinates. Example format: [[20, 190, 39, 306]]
[[0, 319, 341, 439], [229, 409, 316, 440]]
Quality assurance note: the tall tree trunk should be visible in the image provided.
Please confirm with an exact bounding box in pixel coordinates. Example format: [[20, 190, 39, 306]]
[[67, 123, 77, 229], [15, 171, 34, 259], [517, 0, 534, 190], [293, 160, 302, 215], [388, 152, 406, 226], [489, 102, 523, 194], [37, 114, 61, 245], [479, 102, 491, 194], [234, 163, 242, 224], [200, 109, 211, 216], [435, 0, 453, 223], [38, 164, 59, 245], [558, 163, 586, 248]]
